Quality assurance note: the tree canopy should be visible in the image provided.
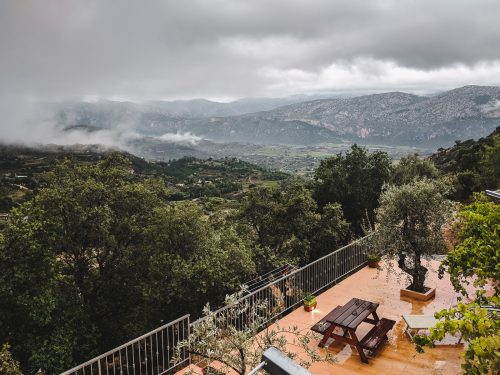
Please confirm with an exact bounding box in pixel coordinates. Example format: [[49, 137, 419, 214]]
[[0, 154, 256, 374], [392, 153, 439, 185], [414, 194, 499, 374], [239, 180, 350, 269], [431, 127, 500, 200], [314, 144, 392, 234], [439, 193, 500, 296], [375, 179, 452, 292]]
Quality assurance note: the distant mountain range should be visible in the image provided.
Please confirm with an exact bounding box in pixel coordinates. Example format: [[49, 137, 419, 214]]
[[54, 85, 500, 148]]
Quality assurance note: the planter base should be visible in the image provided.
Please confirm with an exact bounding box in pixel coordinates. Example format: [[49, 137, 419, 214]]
[[400, 287, 436, 301], [304, 302, 317, 311]]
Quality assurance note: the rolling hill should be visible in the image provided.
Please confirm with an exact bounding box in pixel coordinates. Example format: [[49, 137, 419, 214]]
[[54, 85, 500, 148]]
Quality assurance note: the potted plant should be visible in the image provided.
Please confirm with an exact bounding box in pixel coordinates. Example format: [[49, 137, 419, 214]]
[[367, 253, 381, 268], [374, 179, 452, 301], [303, 292, 317, 311]]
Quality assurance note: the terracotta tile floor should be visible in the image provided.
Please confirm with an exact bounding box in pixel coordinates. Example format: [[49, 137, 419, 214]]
[[266, 260, 468, 375]]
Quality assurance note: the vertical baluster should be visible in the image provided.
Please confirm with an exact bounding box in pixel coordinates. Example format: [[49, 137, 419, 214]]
[[131, 343, 136, 375], [143, 339, 147, 375], [119, 350, 123, 375], [160, 329, 164, 373], [126, 346, 130, 375], [155, 332, 159, 374], [176, 322, 180, 369], [138, 340, 142, 375], [182, 319, 186, 367]]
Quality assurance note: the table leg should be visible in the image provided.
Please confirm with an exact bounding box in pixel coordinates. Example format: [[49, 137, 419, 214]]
[[319, 324, 336, 348], [347, 329, 369, 364]]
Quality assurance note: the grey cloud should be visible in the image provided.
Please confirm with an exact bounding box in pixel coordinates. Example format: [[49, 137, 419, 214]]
[[1, 0, 500, 102]]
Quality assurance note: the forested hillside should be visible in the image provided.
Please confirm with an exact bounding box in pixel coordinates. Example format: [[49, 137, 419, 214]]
[[431, 126, 499, 199], [0, 144, 287, 213]]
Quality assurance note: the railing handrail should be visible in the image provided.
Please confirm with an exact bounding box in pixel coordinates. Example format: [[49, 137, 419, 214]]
[[300, 232, 373, 269], [60, 314, 190, 375], [243, 263, 296, 288], [191, 233, 374, 325]]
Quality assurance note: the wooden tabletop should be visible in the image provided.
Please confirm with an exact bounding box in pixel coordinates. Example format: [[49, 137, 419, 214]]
[[326, 298, 379, 329]]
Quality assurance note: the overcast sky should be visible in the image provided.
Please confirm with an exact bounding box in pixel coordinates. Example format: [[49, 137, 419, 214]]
[[1, 0, 500, 102]]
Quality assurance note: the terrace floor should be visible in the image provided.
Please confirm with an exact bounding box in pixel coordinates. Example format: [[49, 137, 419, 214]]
[[269, 260, 468, 375]]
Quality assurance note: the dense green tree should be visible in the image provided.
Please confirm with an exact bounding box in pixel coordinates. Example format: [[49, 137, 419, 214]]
[[240, 180, 350, 270], [314, 145, 392, 234], [431, 127, 500, 200], [240, 181, 320, 269], [392, 153, 439, 185], [439, 193, 499, 296], [375, 179, 452, 292], [310, 203, 350, 261], [0, 154, 255, 374]]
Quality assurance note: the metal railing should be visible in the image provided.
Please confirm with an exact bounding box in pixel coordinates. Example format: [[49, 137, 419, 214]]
[[191, 233, 373, 331], [242, 263, 297, 294], [61, 234, 373, 375], [60, 315, 191, 375]]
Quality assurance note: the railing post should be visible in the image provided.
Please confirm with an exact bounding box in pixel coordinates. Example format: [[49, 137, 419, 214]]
[[187, 314, 191, 366], [335, 252, 338, 282]]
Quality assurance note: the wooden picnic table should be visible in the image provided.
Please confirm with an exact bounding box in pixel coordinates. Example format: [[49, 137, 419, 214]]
[[311, 298, 395, 364]]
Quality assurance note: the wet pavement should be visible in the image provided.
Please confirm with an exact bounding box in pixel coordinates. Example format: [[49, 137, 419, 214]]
[[266, 260, 468, 375]]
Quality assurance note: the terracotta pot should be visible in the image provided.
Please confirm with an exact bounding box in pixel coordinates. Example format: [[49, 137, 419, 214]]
[[304, 302, 317, 311], [400, 286, 436, 301], [368, 261, 379, 268]]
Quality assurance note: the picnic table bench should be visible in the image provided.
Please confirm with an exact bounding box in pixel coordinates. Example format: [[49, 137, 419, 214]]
[[311, 298, 395, 363]]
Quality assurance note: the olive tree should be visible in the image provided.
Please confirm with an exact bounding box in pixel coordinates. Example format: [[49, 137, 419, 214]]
[[375, 179, 452, 292], [173, 293, 335, 375]]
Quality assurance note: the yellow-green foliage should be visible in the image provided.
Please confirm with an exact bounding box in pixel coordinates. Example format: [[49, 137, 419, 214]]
[[414, 297, 500, 375], [440, 193, 500, 296], [0, 344, 22, 375]]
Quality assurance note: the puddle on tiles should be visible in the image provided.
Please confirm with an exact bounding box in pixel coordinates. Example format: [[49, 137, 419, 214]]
[[432, 360, 447, 374], [310, 309, 326, 318], [332, 345, 353, 364]]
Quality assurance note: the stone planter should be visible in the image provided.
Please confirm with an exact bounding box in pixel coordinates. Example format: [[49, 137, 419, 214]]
[[400, 286, 436, 301]]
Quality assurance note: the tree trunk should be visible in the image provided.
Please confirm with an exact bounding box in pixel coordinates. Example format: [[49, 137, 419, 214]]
[[398, 252, 428, 293], [409, 253, 427, 293]]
